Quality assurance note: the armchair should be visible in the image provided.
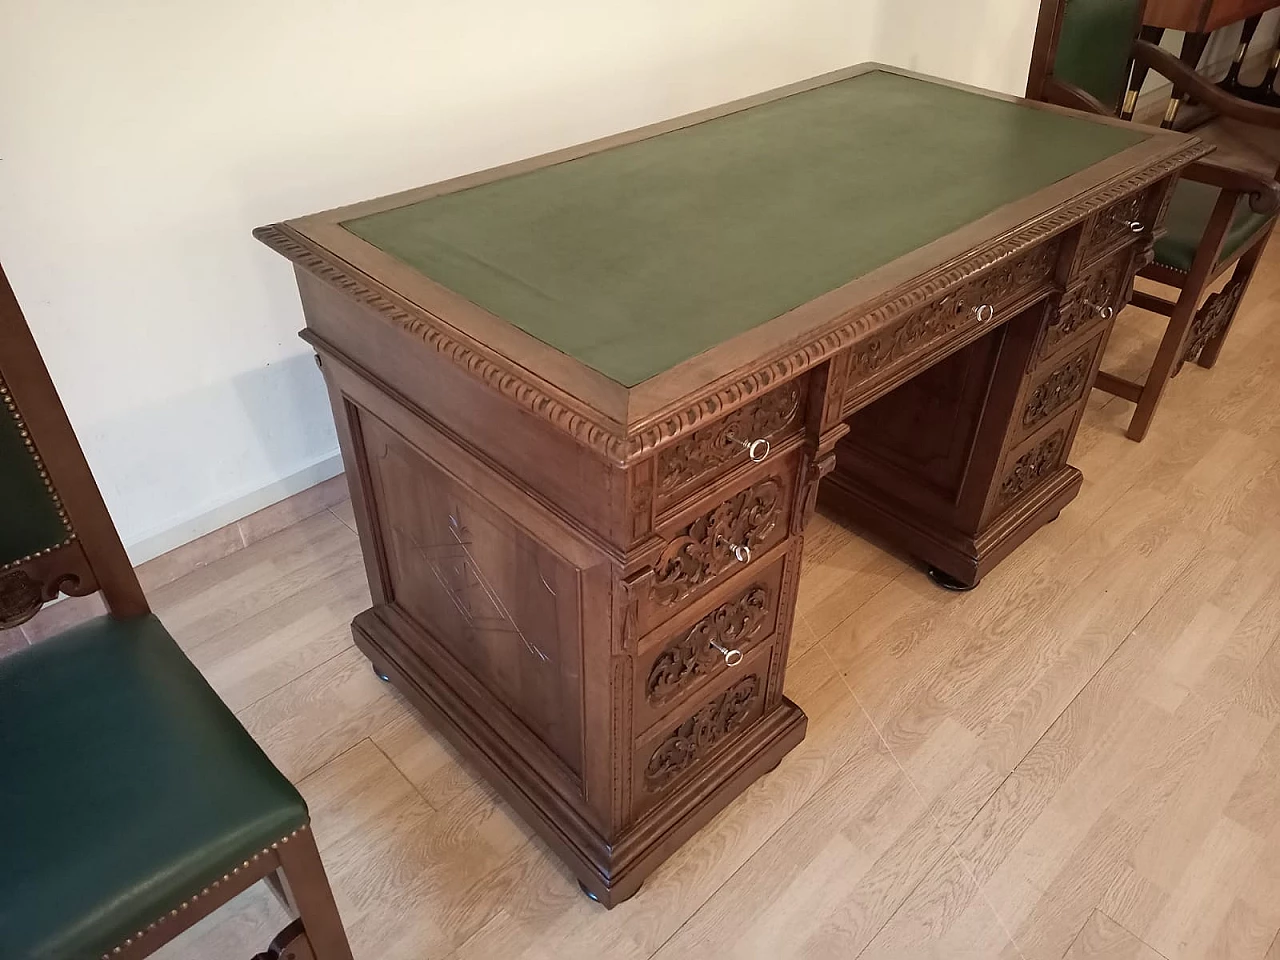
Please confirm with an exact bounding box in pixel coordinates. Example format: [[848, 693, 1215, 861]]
[[1028, 0, 1280, 441]]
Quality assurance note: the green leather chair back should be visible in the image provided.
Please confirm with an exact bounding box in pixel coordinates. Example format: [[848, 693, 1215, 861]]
[[0, 379, 72, 568], [1054, 0, 1145, 113]]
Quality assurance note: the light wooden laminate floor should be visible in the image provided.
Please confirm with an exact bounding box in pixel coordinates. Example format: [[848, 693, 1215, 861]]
[[142, 231, 1280, 959]]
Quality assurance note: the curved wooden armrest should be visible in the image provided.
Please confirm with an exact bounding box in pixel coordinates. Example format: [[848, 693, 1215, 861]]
[[1182, 159, 1280, 215], [1134, 39, 1280, 130], [1041, 79, 1113, 117]]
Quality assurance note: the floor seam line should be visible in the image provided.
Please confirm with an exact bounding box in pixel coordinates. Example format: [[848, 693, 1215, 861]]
[[232, 644, 353, 718], [815, 640, 1029, 960], [366, 735, 444, 814], [1094, 907, 1174, 960]]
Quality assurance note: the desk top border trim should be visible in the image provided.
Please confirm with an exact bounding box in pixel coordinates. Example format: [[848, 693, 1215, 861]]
[[256, 64, 1208, 466]]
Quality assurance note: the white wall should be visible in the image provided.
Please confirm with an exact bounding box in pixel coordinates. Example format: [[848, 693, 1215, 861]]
[[873, 0, 1042, 96], [1, 0, 873, 559]]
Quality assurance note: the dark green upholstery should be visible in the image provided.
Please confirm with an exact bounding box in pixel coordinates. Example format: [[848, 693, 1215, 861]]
[[0, 615, 307, 960], [1055, 0, 1145, 111], [345, 70, 1147, 386], [1154, 178, 1274, 272], [0, 384, 71, 567]]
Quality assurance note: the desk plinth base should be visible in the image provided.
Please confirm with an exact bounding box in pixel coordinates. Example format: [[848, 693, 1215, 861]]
[[351, 606, 807, 908], [819, 465, 1082, 588]]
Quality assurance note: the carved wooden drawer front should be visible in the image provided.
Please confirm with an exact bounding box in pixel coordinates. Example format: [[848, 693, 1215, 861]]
[[991, 407, 1075, 517], [1041, 248, 1134, 361], [842, 238, 1062, 414], [636, 452, 799, 637], [655, 377, 805, 513], [630, 641, 772, 819], [633, 549, 787, 734], [1017, 331, 1106, 442], [1081, 186, 1157, 266]]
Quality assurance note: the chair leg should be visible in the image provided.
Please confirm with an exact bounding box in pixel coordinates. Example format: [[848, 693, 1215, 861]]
[[1126, 281, 1201, 442], [266, 866, 298, 914], [1193, 256, 1257, 370], [253, 920, 313, 960], [275, 825, 354, 960]]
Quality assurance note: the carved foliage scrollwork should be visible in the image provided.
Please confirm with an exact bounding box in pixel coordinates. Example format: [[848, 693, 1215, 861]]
[[998, 430, 1066, 508], [847, 240, 1060, 384], [1023, 347, 1093, 430], [1047, 254, 1128, 354], [0, 569, 44, 629], [1181, 275, 1246, 369], [657, 384, 801, 496], [651, 479, 782, 606], [646, 586, 769, 704], [1086, 190, 1148, 257], [644, 675, 761, 790]]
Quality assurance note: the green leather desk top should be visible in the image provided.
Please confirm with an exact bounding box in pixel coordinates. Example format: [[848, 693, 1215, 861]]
[[342, 70, 1150, 387]]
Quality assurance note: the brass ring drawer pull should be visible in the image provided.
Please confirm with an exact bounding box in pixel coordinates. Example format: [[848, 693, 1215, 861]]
[[1125, 220, 1145, 234], [973, 303, 995, 324], [708, 638, 744, 666], [1085, 300, 1115, 320], [717, 536, 752, 564], [739, 437, 771, 462]]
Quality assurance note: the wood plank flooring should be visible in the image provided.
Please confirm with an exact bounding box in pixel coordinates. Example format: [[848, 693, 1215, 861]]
[[142, 234, 1280, 958]]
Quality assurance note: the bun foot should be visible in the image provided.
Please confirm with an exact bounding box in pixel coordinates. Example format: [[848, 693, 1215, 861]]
[[927, 566, 978, 592], [579, 879, 641, 907]]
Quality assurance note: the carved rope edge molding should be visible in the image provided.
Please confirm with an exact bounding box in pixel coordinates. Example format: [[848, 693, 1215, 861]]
[[256, 140, 1205, 465], [253, 225, 636, 464]]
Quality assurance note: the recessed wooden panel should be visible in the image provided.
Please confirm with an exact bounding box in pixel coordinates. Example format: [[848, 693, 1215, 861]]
[[840, 332, 1003, 505], [360, 412, 585, 777]]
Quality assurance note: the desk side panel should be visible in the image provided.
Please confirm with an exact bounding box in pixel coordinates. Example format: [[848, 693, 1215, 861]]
[[296, 270, 629, 550]]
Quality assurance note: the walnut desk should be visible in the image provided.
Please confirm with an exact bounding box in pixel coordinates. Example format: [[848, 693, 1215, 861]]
[[256, 66, 1205, 906]]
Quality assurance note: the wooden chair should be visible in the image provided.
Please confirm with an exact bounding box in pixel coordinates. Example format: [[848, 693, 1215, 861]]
[[1028, 0, 1280, 441], [0, 261, 353, 960]]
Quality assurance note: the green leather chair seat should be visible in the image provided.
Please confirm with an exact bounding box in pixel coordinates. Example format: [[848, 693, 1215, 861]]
[[1155, 178, 1273, 273], [0, 615, 307, 960]]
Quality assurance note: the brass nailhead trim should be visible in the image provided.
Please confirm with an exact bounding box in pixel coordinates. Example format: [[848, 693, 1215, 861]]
[[100, 826, 308, 959], [0, 376, 76, 571]]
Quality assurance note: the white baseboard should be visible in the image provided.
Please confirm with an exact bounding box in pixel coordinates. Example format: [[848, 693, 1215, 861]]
[[124, 451, 345, 565]]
